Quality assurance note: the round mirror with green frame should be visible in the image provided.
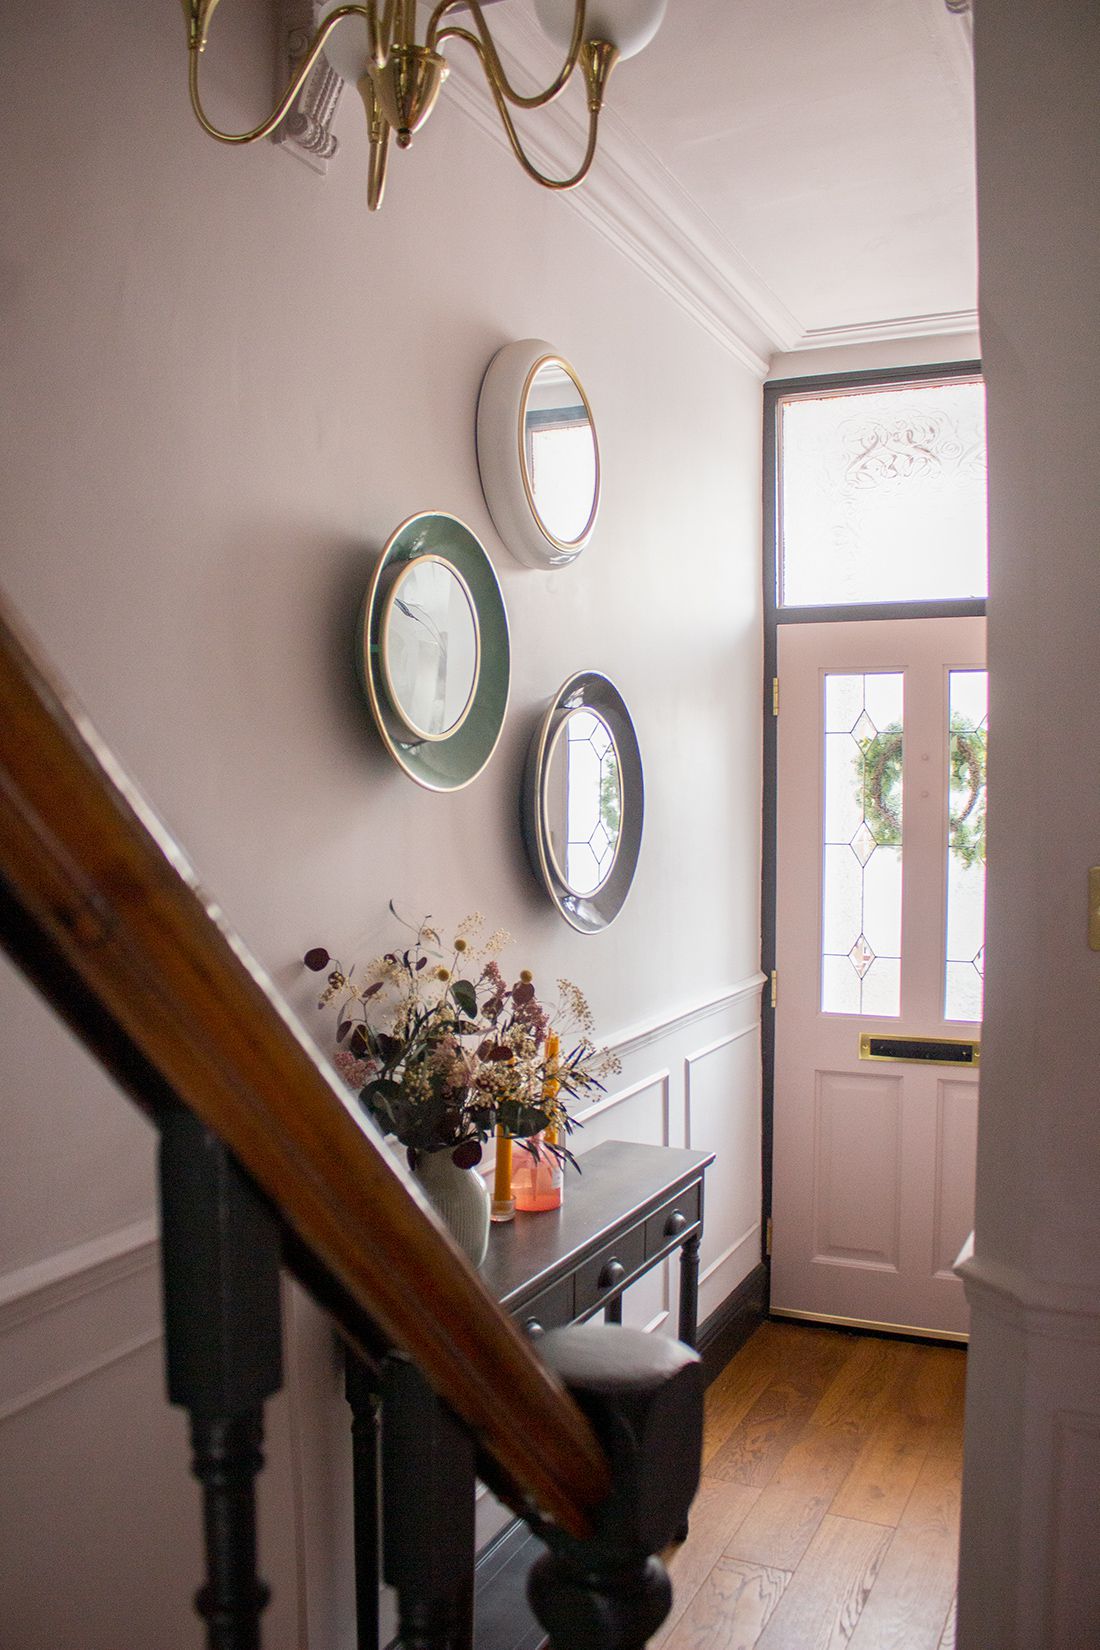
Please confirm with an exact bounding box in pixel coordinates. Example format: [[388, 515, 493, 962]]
[[359, 512, 510, 792]]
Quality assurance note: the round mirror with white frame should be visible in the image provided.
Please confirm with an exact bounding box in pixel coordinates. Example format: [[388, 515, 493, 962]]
[[477, 338, 600, 569], [381, 554, 480, 741]]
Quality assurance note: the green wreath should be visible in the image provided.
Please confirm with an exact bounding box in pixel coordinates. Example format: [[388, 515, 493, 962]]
[[860, 719, 986, 869]]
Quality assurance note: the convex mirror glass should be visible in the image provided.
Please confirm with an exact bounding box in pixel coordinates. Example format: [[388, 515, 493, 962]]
[[382, 555, 480, 740], [477, 339, 601, 569]]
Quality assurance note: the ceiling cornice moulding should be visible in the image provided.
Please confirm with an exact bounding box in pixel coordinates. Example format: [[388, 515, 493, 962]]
[[792, 309, 981, 351], [277, 7, 977, 372], [441, 11, 792, 375]]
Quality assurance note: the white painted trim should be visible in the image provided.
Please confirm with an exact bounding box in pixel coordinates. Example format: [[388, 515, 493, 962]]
[[439, 12, 977, 366], [685, 1022, 760, 1068], [441, 17, 780, 372], [0, 1327, 163, 1425], [957, 1249, 1100, 1344], [303, 11, 976, 366], [604, 974, 765, 1062], [576, 1069, 670, 1145], [792, 309, 981, 351], [0, 1216, 158, 1330], [683, 1023, 761, 1150]]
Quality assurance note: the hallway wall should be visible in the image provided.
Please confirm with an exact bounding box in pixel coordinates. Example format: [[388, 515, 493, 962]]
[[0, 3, 764, 1645]]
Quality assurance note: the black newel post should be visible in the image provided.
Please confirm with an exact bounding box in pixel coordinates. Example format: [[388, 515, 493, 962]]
[[527, 1324, 704, 1650], [158, 1106, 284, 1650]]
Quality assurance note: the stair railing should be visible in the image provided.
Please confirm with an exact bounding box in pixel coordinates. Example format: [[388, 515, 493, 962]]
[[0, 592, 702, 1650]]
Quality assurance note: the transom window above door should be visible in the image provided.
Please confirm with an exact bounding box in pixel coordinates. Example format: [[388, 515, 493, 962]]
[[777, 376, 988, 608]]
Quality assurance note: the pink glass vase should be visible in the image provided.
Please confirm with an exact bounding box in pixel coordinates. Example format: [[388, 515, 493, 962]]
[[511, 1131, 563, 1212]]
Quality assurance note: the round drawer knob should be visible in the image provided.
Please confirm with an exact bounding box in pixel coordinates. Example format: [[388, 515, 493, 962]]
[[523, 1318, 544, 1339], [598, 1258, 625, 1290], [665, 1210, 688, 1238]]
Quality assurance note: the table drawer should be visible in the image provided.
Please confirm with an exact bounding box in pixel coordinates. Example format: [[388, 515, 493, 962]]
[[644, 1183, 702, 1258], [514, 1275, 575, 1338], [575, 1224, 647, 1316]]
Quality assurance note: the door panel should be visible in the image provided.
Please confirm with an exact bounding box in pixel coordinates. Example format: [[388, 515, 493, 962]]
[[771, 616, 984, 1336]]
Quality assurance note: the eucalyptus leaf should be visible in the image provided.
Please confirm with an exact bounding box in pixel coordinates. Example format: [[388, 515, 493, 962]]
[[452, 979, 478, 1019]]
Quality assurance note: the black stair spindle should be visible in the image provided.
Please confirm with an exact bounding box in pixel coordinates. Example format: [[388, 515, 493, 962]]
[[381, 1354, 478, 1650], [158, 1105, 284, 1650], [345, 1348, 382, 1650]]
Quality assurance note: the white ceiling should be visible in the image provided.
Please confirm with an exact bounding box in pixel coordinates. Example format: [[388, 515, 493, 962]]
[[610, 0, 978, 341], [473, 0, 979, 363]]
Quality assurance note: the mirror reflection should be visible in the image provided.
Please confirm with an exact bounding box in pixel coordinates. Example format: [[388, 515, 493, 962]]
[[382, 556, 480, 740], [543, 708, 623, 895], [523, 361, 598, 546]]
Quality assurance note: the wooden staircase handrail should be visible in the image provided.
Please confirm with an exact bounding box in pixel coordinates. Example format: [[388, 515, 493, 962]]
[[0, 593, 611, 1539]]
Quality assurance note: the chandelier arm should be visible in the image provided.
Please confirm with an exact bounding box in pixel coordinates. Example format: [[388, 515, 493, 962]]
[[372, 0, 398, 66], [438, 28, 600, 191], [187, 3, 377, 145], [428, 0, 586, 109]]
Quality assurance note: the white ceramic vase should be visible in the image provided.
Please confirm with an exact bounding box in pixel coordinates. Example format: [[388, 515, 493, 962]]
[[412, 1148, 490, 1269]]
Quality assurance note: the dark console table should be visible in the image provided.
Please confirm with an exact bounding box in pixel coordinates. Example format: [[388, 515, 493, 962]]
[[479, 1139, 714, 1346], [347, 1140, 714, 1650]]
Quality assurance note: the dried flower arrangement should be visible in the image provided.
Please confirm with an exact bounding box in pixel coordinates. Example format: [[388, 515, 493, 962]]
[[305, 910, 619, 1169]]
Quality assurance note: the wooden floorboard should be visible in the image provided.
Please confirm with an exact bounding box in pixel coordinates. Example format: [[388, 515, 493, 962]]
[[663, 1557, 791, 1650], [670, 1321, 966, 1650]]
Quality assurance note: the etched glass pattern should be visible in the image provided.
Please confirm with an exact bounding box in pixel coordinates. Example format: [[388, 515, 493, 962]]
[[780, 378, 987, 606], [821, 673, 904, 1016], [945, 670, 987, 1021]]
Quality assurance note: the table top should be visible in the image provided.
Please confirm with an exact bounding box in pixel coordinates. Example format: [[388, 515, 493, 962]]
[[479, 1139, 714, 1312]]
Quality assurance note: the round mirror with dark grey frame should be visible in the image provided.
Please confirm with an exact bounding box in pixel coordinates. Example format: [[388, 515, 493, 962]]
[[522, 672, 643, 932]]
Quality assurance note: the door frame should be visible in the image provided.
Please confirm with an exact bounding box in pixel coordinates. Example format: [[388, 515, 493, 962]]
[[760, 360, 985, 1319]]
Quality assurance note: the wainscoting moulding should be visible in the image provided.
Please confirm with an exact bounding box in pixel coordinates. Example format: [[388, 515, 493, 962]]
[[603, 971, 765, 1063], [0, 1217, 161, 1423], [0, 979, 762, 1343], [0, 1216, 158, 1329]]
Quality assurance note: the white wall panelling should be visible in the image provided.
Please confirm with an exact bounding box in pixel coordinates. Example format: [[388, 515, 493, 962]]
[[0, 1224, 302, 1650], [0, 1218, 158, 1423]]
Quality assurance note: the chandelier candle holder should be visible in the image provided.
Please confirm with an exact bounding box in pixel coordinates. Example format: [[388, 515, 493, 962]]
[[180, 0, 668, 210]]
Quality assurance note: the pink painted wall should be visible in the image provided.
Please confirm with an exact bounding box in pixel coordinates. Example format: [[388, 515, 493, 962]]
[[0, 2, 763, 1644]]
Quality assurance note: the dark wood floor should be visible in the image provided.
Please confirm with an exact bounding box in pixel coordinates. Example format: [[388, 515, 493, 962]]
[[658, 1320, 965, 1650]]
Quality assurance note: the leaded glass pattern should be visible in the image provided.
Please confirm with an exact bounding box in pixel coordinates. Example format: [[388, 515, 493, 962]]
[[945, 670, 987, 1021], [821, 673, 903, 1016], [563, 710, 621, 896], [780, 379, 987, 607]]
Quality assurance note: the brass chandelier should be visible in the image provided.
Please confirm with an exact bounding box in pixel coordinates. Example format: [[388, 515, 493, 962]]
[[181, 0, 667, 210]]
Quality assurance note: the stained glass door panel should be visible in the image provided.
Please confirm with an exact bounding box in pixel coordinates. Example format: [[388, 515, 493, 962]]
[[772, 617, 984, 1336], [822, 672, 903, 1017]]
